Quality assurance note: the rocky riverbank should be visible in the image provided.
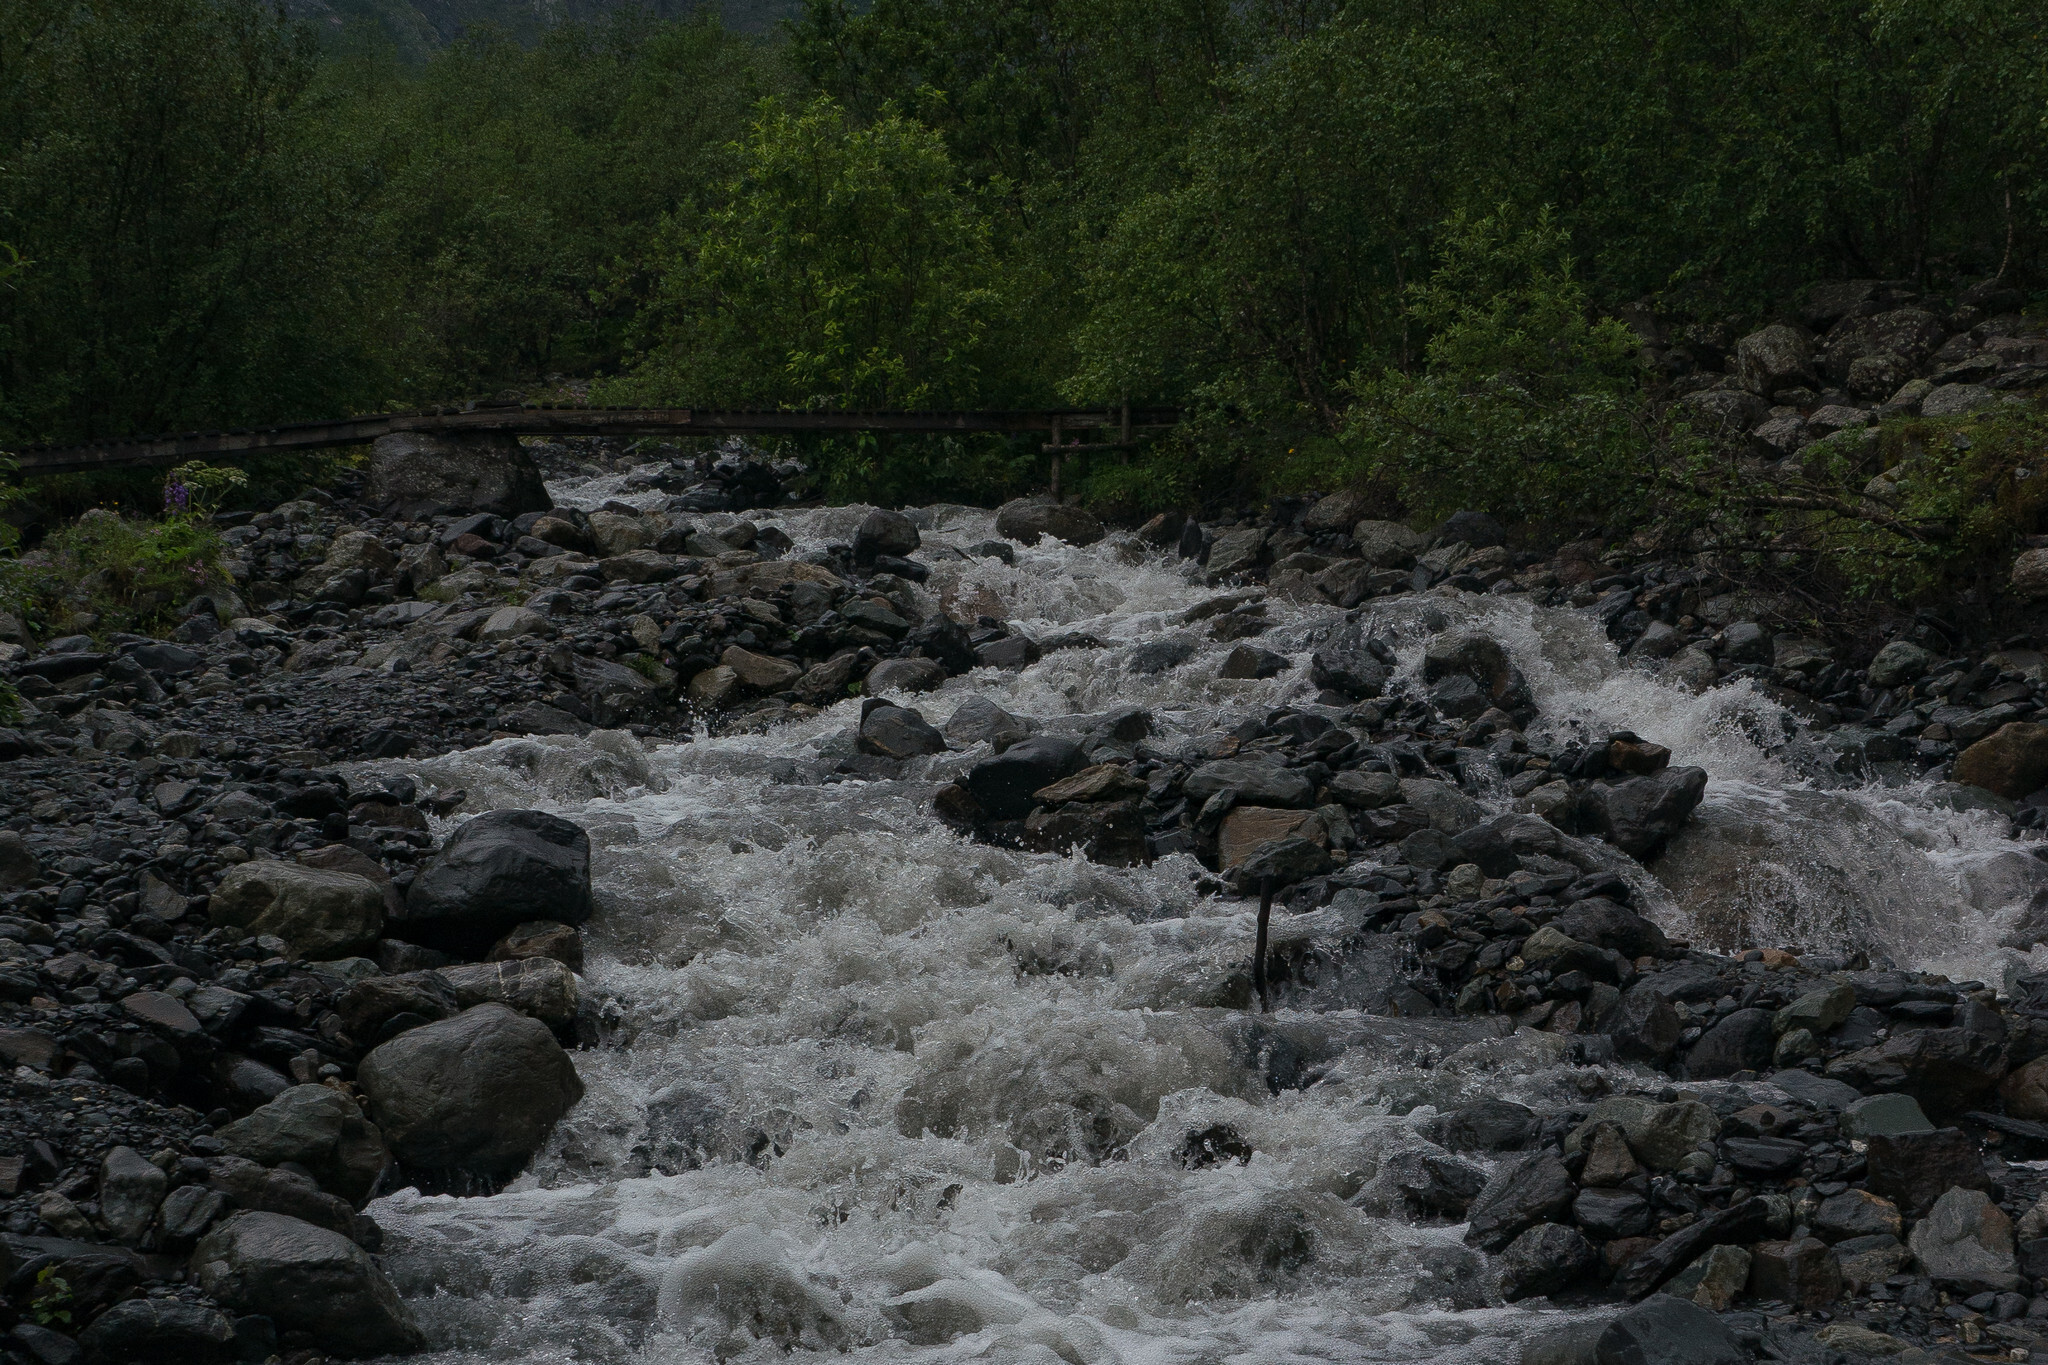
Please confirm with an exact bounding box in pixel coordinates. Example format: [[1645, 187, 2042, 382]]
[[8, 437, 2048, 1362]]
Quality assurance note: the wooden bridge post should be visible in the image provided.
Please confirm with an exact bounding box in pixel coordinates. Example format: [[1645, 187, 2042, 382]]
[[1049, 416, 1062, 498]]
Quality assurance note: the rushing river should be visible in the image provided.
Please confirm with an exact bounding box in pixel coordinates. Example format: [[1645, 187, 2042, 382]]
[[354, 488, 2048, 1364]]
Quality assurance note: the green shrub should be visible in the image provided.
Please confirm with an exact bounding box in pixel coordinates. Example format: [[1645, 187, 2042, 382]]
[[1338, 207, 1670, 530], [0, 508, 227, 639]]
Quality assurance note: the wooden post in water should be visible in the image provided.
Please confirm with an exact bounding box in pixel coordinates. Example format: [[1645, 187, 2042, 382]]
[[1254, 877, 1274, 1013], [1049, 416, 1063, 498]]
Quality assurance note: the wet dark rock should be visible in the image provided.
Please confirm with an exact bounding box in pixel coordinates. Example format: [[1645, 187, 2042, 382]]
[[1216, 645, 1289, 680], [1184, 759, 1315, 810], [193, 1211, 423, 1357], [1577, 767, 1708, 859], [1308, 620, 1391, 699], [75, 1298, 235, 1364], [96, 1146, 165, 1245], [1424, 1100, 1536, 1152], [1462, 1151, 1576, 1252], [1683, 1007, 1774, 1078], [963, 736, 1087, 820], [1594, 1293, 1745, 1365], [858, 704, 947, 759], [852, 510, 920, 565], [1497, 1222, 1596, 1302], [1604, 982, 1683, 1063], [1825, 1002, 2008, 1116], [204, 1156, 363, 1243], [993, 499, 1105, 547], [356, 1003, 583, 1180], [216, 1085, 391, 1206], [1611, 1196, 1778, 1300], [400, 809, 594, 956], [1573, 1187, 1653, 1239], [1863, 1127, 1990, 1215]]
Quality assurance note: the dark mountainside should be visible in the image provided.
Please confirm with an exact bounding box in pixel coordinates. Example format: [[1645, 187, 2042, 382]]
[[3, 0, 2048, 1362]]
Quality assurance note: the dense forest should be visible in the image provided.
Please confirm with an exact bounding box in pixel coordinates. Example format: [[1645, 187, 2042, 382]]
[[0, 0, 2043, 517]]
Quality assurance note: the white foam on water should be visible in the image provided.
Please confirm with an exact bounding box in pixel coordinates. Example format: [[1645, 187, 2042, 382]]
[[362, 503, 2048, 1361]]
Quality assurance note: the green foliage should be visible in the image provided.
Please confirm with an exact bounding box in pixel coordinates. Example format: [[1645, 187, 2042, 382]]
[[1, 508, 226, 640], [1342, 208, 1661, 526], [1716, 401, 2048, 602], [163, 463, 249, 518], [326, 14, 784, 399], [29, 1268, 72, 1327], [0, 0, 380, 445], [611, 96, 1002, 411]]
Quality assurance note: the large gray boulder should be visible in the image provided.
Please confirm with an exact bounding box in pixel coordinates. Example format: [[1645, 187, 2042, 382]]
[[77, 1298, 237, 1363], [1309, 619, 1392, 698], [216, 1085, 391, 1206], [365, 430, 550, 521], [399, 809, 593, 956], [962, 736, 1086, 819], [1595, 1294, 1745, 1365], [852, 509, 921, 564], [994, 498, 1105, 547], [192, 1211, 422, 1358], [357, 1004, 583, 1179], [1184, 759, 1316, 810], [1351, 519, 1424, 568], [208, 862, 384, 960], [1732, 323, 1815, 397], [1579, 767, 1709, 858]]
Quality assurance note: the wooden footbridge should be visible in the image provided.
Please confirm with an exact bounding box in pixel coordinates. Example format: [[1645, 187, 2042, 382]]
[[11, 402, 1181, 477]]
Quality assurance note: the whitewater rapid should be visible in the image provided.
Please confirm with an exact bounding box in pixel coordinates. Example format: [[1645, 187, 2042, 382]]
[[351, 492, 2048, 1364]]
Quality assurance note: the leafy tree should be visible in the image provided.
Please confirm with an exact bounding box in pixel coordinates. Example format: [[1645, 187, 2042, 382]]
[[611, 95, 1002, 411], [0, 0, 377, 444], [326, 12, 783, 398], [1342, 206, 1657, 526]]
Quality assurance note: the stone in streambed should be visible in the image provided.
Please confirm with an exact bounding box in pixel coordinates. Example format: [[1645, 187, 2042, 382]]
[[1863, 1127, 1987, 1215], [963, 736, 1086, 819], [97, 1146, 166, 1245], [1747, 1236, 1842, 1308], [1594, 1294, 1745, 1365], [400, 809, 592, 956], [357, 1003, 583, 1180], [193, 1211, 422, 1358], [1662, 1244, 1751, 1312], [1578, 767, 1708, 859], [76, 1298, 236, 1364], [1462, 1150, 1575, 1252], [216, 1085, 391, 1206], [209, 862, 385, 960], [859, 704, 947, 759], [366, 429, 548, 522], [1908, 1186, 2019, 1292], [994, 499, 1104, 547], [1953, 721, 2048, 800], [1184, 759, 1316, 810], [439, 957, 579, 1027], [853, 509, 920, 564], [1684, 1007, 1774, 1078], [1496, 1222, 1595, 1301]]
